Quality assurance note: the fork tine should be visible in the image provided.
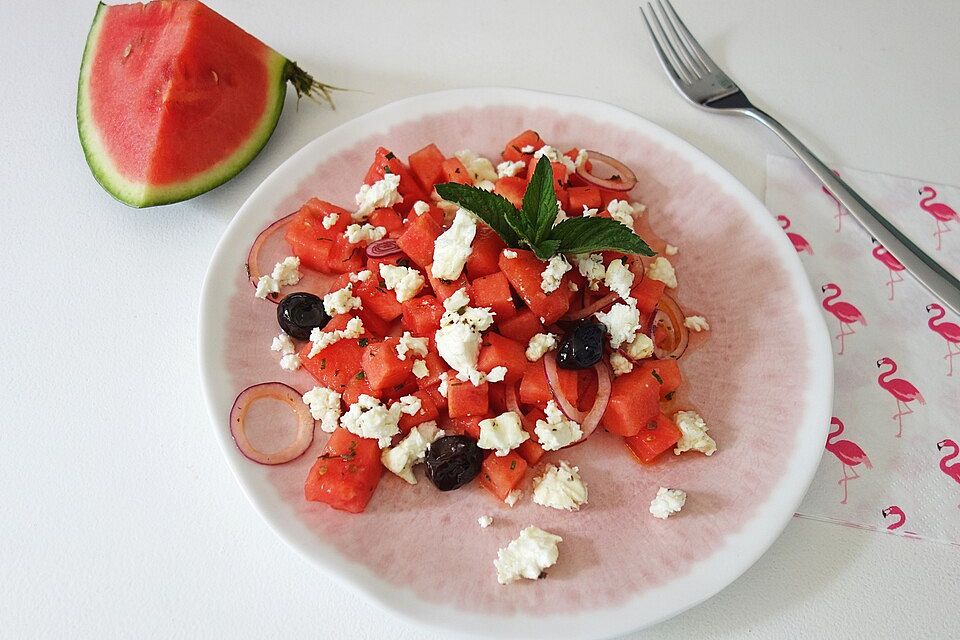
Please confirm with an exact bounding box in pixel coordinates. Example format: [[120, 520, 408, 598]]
[[655, 0, 707, 77], [641, 3, 694, 85], [659, 0, 720, 73]]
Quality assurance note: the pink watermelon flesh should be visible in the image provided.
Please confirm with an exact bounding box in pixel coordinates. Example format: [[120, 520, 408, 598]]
[[78, 0, 288, 207]]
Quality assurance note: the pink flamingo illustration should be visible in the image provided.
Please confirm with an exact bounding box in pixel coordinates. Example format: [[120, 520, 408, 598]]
[[880, 505, 907, 530], [876, 357, 925, 438], [918, 186, 958, 250], [926, 303, 960, 376], [777, 215, 813, 254], [870, 239, 905, 301], [938, 439, 960, 484], [826, 417, 872, 504], [821, 283, 867, 355], [821, 169, 845, 232]]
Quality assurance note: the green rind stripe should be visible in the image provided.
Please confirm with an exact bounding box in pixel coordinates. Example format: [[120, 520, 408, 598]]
[[77, 4, 289, 208]]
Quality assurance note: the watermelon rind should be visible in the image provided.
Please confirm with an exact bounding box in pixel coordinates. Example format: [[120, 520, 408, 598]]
[[77, 2, 289, 208]]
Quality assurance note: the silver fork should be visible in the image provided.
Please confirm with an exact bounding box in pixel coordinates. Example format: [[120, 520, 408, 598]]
[[642, 0, 960, 316]]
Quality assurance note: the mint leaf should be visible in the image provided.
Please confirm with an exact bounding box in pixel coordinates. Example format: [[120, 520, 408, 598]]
[[434, 183, 524, 247], [522, 156, 559, 245], [551, 217, 655, 256], [532, 239, 560, 261]]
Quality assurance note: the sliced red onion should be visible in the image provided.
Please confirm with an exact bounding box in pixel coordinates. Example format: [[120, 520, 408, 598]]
[[651, 293, 689, 360], [230, 382, 315, 465], [577, 362, 612, 442], [366, 238, 402, 258], [563, 291, 619, 321], [543, 352, 586, 423], [246, 211, 298, 304], [505, 381, 523, 416], [575, 150, 637, 192]]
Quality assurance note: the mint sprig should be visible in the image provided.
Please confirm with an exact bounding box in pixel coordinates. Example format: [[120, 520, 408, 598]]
[[435, 155, 654, 259]]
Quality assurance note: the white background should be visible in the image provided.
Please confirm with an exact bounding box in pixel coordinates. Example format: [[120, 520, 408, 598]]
[[2, 1, 957, 638]]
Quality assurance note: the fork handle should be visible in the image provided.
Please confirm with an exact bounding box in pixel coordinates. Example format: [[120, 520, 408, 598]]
[[744, 108, 960, 315]]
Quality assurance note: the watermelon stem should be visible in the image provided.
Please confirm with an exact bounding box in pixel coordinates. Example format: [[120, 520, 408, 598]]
[[285, 61, 344, 110]]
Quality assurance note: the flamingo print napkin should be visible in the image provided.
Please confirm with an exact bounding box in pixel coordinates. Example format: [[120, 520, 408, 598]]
[[764, 155, 960, 545]]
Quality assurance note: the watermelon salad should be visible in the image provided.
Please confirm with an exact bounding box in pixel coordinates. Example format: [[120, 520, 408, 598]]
[[232, 131, 716, 583]]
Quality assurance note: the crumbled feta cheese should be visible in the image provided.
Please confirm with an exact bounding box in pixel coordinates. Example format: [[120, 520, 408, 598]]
[[478, 515, 493, 528], [344, 223, 387, 244], [520, 144, 536, 153], [504, 489, 523, 507], [532, 461, 588, 511], [684, 315, 710, 332], [350, 269, 373, 283], [437, 372, 449, 398], [574, 148, 588, 169], [533, 145, 577, 177], [554, 204, 568, 227], [381, 421, 442, 484], [411, 359, 429, 379], [540, 255, 571, 294], [646, 257, 677, 288], [443, 287, 471, 314], [609, 352, 633, 376], [496, 160, 525, 178], [494, 526, 563, 585], [272, 256, 302, 286], [380, 263, 425, 303], [340, 394, 402, 448], [436, 322, 481, 383], [476, 179, 495, 192], [322, 212, 340, 229], [323, 285, 362, 317], [271, 333, 296, 355], [354, 173, 402, 221], [398, 394, 422, 416], [302, 386, 342, 432], [255, 275, 279, 299], [503, 249, 518, 259], [649, 487, 687, 519], [606, 199, 636, 228], [485, 366, 508, 383], [440, 287, 495, 331], [279, 353, 301, 371], [665, 243, 679, 256], [526, 332, 558, 361], [581, 205, 598, 217], [307, 317, 364, 358], [455, 149, 499, 183], [535, 400, 583, 450], [432, 208, 477, 280], [478, 411, 529, 456], [624, 332, 654, 360], [604, 259, 635, 300], [574, 253, 605, 291], [673, 411, 717, 456], [595, 299, 640, 349], [395, 331, 429, 361], [412, 200, 431, 217], [568, 281, 579, 292]]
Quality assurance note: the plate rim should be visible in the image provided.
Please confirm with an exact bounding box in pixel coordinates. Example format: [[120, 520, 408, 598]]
[[198, 86, 834, 639]]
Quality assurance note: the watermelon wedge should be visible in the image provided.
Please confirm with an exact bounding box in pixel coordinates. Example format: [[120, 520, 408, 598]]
[[78, 0, 340, 208]]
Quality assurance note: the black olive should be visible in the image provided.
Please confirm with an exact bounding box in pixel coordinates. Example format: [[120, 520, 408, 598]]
[[557, 319, 605, 369], [277, 292, 329, 340], [424, 435, 484, 491]]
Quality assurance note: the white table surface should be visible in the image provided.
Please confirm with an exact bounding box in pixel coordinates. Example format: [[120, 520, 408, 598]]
[[3, 1, 957, 637]]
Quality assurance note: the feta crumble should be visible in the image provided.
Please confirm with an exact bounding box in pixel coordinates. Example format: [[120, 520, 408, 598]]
[[496, 160, 525, 178], [255, 275, 280, 299], [411, 359, 429, 379], [533, 145, 577, 177], [649, 487, 687, 519], [504, 489, 523, 507], [435, 288, 497, 384], [271, 333, 295, 356], [321, 212, 339, 229], [412, 200, 431, 217], [354, 173, 402, 221], [595, 299, 641, 349], [604, 259, 635, 300], [344, 223, 387, 245], [437, 372, 449, 398], [478, 515, 494, 528], [532, 461, 588, 511], [323, 285, 362, 317], [279, 353, 301, 371], [478, 411, 529, 456], [340, 394, 402, 448], [431, 208, 477, 280], [494, 526, 563, 585], [646, 256, 677, 288], [574, 253, 605, 291], [606, 199, 637, 228], [395, 331, 429, 361], [624, 332, 654, 360], [381, 421, 443, 484], [609, 352, 633, 376], [535, 400, 583, 451], [525, 332, 558, 361], [684, 315, 710, 332], [673, 410, 717, 456], [503, 249, 518, 259], [665, 243, 679, 256], [485, 366, 508, 383], [302, 386, 342, 432], [307, 317, 364, 358], [520, 144, 536, 153], [380, 263, 425, 303], [540, 255, 571, 294], [255, 256, 302, 299], [398, 394, 422, 416], [581, 205, 598, 217], [476, 179, 496, 192], [455, 149, 499, 183]]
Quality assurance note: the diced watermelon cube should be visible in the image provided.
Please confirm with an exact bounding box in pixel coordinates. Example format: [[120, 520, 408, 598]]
[[496, 308, 544, 345], [624, 413, 682, 464], [465, 225, 508, 280], [401, 295, 443, 338], [397, 212, 443, 269], [304, 428, 383, 513], [477, 332, 527, 384], [441, 157, 473, 185], [469, 271, 516, 320], [502, 130, 543, 162], [407, 143, 446, 193], [498, 249, 571, 325], [362, 338, 414, 391], [447, 379, 489, 418], [479, 451, 527, 500]]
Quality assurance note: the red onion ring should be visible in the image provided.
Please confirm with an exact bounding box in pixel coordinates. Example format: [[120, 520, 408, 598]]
[[543, 352, 586, 423], [366, 238, 402, 258], [650, 293, 689, 360], [575, 150, 637, 192], [563, 291, 619, 321], [576, 362, 612, 442], [230, 382, 315, 465], [246, 211, 298, 304]]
